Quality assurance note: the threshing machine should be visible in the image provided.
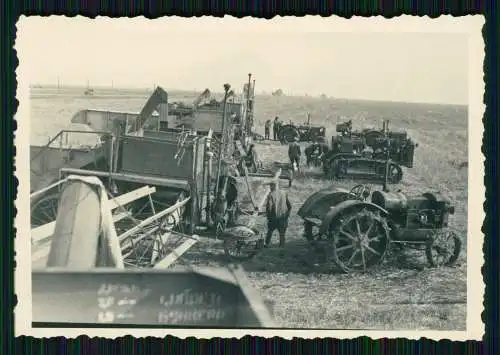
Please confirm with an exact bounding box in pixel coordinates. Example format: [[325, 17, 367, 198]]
[[30, 77, 268, 267]]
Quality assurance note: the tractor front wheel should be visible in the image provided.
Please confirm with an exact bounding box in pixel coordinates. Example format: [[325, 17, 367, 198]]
[[425, 230, 462, 267]]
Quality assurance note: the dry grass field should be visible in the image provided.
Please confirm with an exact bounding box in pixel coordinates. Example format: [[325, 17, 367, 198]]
[[30, 87, 468, 330]]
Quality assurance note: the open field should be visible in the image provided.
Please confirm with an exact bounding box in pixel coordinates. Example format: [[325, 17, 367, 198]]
[[29, 87, 468, 330]]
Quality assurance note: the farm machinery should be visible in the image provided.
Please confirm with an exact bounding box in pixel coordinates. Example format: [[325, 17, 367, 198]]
[[297, 183, 462, 273], [30, 76, 280, 269], [278, 113, 326, 144], [322, 119, 417, 183], [162, 74, 257, 145]]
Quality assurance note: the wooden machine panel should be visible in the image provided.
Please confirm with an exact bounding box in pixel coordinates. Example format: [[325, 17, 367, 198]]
[[119, 136, 196, 180]]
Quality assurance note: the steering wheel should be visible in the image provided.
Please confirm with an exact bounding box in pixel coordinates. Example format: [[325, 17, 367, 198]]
[[349, 184, 371, 201]]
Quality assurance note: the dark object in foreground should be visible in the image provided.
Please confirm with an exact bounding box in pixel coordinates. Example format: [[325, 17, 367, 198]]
[[297, 184, 461, 273], [32, 265, 275, 328]]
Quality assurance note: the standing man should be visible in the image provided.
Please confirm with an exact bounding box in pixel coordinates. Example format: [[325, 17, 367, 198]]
[[316, 137, 330, 157], [273, 116, 280, 141], [305, 137, 318, 167], [264, 119, 272, 140], [245, 144, 259, 173], [288, 136, 302, 172], [265, 180, 292, 247]]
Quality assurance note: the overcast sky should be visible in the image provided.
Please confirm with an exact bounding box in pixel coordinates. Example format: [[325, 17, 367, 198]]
[[18, 16, 470, 104]]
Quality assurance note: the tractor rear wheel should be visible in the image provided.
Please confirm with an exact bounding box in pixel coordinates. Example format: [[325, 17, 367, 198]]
[[328, 207, 390, 273], [425, 230, 462, 267]]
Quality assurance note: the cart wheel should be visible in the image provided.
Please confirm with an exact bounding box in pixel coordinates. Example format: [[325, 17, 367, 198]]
[[425, 230, 462, 268], [223, 238, 264, 261], [31, 193, 60, 228], [328, 208, 390, 273]]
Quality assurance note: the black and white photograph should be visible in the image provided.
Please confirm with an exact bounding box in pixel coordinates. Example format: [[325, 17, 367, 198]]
[[15, 15, 484, 339]]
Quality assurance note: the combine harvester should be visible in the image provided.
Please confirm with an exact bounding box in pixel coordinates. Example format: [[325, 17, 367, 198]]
[[30, 75, 281, 327]]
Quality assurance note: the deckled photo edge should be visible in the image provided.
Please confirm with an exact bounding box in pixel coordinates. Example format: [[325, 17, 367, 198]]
[[14, 14, 486, 341]]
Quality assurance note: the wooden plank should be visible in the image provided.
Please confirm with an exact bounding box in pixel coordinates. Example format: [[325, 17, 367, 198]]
[[150, 230, 173, 264], [60, 168, 190, 190], [108, 186, 156, 210], [30, 178, 67, 200], [153, 235, 199, 269], [31, 186, 156, 243], [118, 197, 191, 242]]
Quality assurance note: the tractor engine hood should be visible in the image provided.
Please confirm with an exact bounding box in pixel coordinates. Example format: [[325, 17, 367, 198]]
[[370, 190, 409, 212]]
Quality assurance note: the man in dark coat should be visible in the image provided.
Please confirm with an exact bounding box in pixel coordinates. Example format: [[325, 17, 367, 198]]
[[273, 116, 280, 141], [288, 136, 302, 171], [264, 119, 272, 140], [315, 137, 330, 167], [245, 144, 259, 173], [265, 180, 292, 247]]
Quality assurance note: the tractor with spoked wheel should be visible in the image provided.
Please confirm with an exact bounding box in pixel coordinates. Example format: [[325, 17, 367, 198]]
[[277, 113, 326, 144], [297, 183, 462, 273]]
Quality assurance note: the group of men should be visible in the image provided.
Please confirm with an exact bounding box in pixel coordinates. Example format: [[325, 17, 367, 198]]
[[221, 118, 335, 248], [304, 137, 330, 167], [264, 116, 282, 141]]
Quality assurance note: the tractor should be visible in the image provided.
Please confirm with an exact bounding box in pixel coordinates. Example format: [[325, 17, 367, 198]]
[[323, 120, 417, 183], [278, 113, 326, 144], [297, 183, 462, 273]]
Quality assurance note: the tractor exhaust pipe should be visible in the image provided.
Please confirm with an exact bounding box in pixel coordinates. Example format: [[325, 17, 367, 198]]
[[382, 121, 391, 192]]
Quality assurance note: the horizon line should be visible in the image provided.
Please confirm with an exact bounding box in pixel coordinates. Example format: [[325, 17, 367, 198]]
[[29, 83, 468, 107]]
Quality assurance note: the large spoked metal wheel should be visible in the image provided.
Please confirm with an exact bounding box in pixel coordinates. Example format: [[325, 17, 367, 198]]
[[222, 225, 264, 261], [425, 230, 462, 268], [31, 193, 60, 228], [114, 192, 186, 268], [328, 208, 390, 273]]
